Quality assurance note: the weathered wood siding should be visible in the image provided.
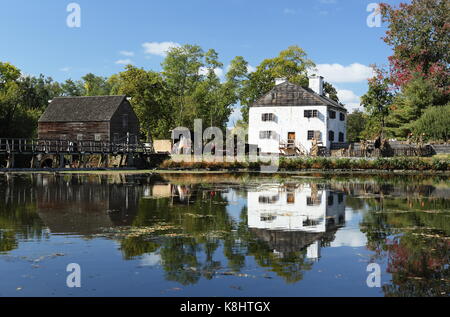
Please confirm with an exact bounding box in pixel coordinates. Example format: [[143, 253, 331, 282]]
[[109, 100, 140, 142], [37, 100, 140, 142], [38, 122, 110, 141]]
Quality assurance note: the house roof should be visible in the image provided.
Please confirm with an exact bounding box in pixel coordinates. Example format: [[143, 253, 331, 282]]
[[250, 81, 347, 112], [38, 95, 128, 122]]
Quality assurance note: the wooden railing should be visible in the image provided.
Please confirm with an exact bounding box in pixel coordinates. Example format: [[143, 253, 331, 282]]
[[0, 138, 152, 155]]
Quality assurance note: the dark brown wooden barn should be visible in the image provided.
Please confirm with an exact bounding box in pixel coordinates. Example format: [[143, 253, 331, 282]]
[[38, 95, 140, 142]]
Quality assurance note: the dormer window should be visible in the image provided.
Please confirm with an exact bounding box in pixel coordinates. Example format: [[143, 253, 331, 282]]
[[261, 113, 275, 122]]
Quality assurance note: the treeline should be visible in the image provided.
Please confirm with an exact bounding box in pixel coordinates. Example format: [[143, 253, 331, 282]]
[[348, 0, 450, 143], [0, 45, 339, 141]]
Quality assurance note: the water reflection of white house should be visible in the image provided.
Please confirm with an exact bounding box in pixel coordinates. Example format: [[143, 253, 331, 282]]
[[247, 184, 346, 260]]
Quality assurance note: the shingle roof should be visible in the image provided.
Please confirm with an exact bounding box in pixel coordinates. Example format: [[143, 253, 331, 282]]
[[251, 81, 347, 112], [38, 95, 127, 122]]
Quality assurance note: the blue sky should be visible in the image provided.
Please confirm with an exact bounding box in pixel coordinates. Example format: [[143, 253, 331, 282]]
[[0, 0, 405, 122]]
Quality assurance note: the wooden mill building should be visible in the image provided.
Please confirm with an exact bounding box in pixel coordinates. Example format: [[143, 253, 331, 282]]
[[38, 95, 140, 143]]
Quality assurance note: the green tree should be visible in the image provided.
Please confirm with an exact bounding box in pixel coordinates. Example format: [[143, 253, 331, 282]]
[[409, 103, 450, 142], [347, 110, 367, 142], [110, 65, 171, 140], [386, 75, 446, 138], [81, 73, 111, 96], [360, 67, 394, 138], [60, 79, 85, 96]]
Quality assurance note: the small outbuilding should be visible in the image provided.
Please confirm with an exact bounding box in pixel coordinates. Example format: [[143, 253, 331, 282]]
[[38, 95, 140, 142]]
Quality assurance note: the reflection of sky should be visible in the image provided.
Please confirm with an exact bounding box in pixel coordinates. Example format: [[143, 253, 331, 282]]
[[222, 189, 247, 223], [330, 208, 367, 248], [140, 253, 161, 267]]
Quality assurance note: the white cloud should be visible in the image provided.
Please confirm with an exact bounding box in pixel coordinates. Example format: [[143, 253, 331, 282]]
[[119, 50, 134, 57], [283, 8, 297, 15], [314, 63, 374, 83], [115, 59, 134, 65], [199, 67, 224, 78], [247, 65, 256, 73], [59, 67, 71, 72], [330, 228, 367, 248], [142, 41, 181, 57], [337, 89, 362, 112]]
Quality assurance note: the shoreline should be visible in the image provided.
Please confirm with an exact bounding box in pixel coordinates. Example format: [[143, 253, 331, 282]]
[[1, 167, 449, 176]]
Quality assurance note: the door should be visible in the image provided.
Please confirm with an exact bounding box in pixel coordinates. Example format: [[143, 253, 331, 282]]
[[287, 132, 295, 148]]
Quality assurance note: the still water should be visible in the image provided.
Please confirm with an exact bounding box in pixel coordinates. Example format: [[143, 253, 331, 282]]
[[0, 173, 448, 297]]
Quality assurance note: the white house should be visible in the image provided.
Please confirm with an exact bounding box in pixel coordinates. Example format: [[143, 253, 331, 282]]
[[247, 183, 346, 260], [248, 76, 347, 155]]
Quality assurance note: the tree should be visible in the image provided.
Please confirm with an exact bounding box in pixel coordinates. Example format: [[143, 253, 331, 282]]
[[81, 73, 111, 96], [110, 65, 171, 140], [60, 79, 85, 96], [386, 75, 446, 138], [360, 67, 394, 138], [409, 103, 450, 142], [0, 62, 61, 138], [380, 0, 449, 98], [347, 110, 367, 142]]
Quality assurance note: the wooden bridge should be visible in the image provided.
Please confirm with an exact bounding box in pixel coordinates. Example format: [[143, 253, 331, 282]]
[[0, 138, 156, 168]]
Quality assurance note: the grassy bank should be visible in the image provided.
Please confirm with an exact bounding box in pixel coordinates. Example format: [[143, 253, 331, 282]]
[[159, 156, 450, 171]]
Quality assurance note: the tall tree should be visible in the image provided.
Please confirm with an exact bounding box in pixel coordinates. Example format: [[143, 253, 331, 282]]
[[360, 67, 394, 138], [380, 0, 449, 97], [110, 65, 170, 140], [347, 110, 367, 142]]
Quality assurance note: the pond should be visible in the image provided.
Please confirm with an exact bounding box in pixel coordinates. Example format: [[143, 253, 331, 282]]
[[0, 172, 448, 297]]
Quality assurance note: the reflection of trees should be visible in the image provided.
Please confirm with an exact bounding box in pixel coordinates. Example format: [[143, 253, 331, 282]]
[[0, 176, 46, 252], [360, 195, 450, 297]]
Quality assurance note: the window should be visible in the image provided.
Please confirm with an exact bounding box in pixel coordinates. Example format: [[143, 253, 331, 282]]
[[77, 134, 83, 141], [122, 114, 128, 129], [328, 195, 334, 206], [304, 110, 318, 118], [340, 113, 345, 121], [94, 134, 101, 141], [113, 133, 119, 142], [259, 131, 275, 139], [339, 132, 344, 142], [261, 113, 275, 122], [60, 134, 67, 141], [329, 110, 336, 119], [258, 195, 279, 204], [328, 130, 335, 142], [307, 131, 321, 140], [260, 214, 277, 222]]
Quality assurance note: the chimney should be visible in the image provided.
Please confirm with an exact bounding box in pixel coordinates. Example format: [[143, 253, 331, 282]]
[[275, 78, 287, 85], [309, 75, 324, 95]]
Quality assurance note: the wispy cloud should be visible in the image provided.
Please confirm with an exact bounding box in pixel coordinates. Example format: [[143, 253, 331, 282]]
[[59, 66, 71, 72], [115, 59, 134, 65], [119, 50, 134, 57], [142, 41, 181, 57]]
